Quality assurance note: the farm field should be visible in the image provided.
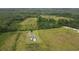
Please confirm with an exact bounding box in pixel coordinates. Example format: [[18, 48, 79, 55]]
[[0, 8, 79, 51], [0, 27, 79, 51]]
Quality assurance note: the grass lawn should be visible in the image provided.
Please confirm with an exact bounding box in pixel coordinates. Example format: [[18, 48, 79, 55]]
[[0, 27, 79, 51], [19, 18, 38, 30], [36, 27, 79, 50], [0, 32, 19, 51]]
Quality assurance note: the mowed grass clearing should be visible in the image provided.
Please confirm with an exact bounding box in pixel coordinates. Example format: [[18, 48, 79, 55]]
[[36, 27, 79, 50], [0, 27, 79, 51], [0, 32, 19, 51], [19, 18, 38, 30], [40, 15, 74, 21]]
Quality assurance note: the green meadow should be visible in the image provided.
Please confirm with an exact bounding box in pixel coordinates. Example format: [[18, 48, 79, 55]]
[[0, 8, 79, 51]]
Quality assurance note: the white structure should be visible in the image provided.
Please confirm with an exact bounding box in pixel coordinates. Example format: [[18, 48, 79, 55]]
[[28, 31, 37, 42], [30, 34, 37, 42]]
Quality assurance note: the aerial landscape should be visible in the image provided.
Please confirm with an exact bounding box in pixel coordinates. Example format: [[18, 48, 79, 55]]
[[0, 8, 79, 51]]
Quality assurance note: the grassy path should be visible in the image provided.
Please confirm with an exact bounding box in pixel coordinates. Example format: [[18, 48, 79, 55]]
[[33, 31, 50, 50], [0, 31, 47, 51], [12, 32, 21, 51], [15, 31, 28, 51], [15, 31, 40, 51], [15, 31, 48, 51]]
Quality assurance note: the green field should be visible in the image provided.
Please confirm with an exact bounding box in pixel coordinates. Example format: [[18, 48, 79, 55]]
[[0, 8, 79, 51], [0, 27, 79, 51]]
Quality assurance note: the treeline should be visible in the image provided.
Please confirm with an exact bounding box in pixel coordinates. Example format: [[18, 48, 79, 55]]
[[0, 13, 33, 32], [0, 12, 79, 33], [37, 16, 79, 29]]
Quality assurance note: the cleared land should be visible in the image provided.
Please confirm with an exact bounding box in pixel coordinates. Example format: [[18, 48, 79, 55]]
[[0, 27, 79, 51], [40, 15, 74, 21], [0, 32, 19, 51], [37, 27, 79, 50], [0, 15, 79, 51]]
